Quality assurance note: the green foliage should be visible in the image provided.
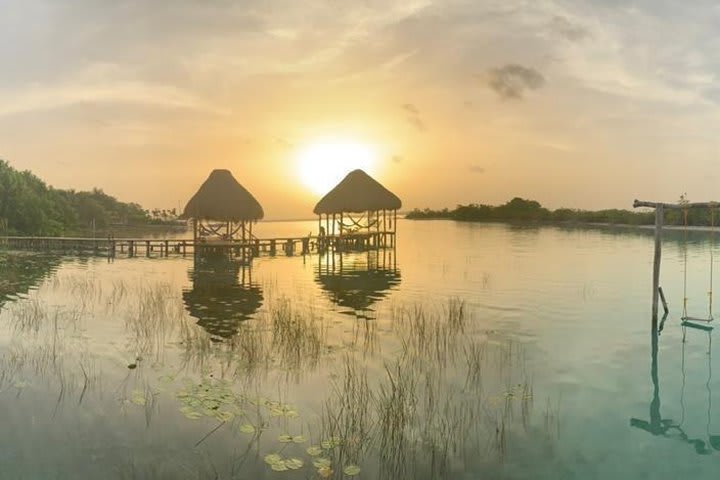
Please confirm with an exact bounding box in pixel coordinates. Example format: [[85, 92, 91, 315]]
[[0, 159, 151, 235], [406, 197, 656, 225]]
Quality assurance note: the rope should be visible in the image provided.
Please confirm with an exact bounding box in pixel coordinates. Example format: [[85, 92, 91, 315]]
[[710, 207, 715, 320], [683, 208, 689, 319], [339, 213, 379, 230]]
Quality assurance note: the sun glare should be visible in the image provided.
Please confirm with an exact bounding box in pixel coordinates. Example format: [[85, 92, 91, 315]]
[[296, 138, 378, 196]]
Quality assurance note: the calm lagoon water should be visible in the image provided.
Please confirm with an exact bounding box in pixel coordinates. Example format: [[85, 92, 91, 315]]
[[1, 220, 719, 479]]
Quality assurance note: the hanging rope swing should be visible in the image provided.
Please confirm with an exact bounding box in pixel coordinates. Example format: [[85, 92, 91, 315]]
[[681, 204, 716, 324], [338, 212, 378, 231]]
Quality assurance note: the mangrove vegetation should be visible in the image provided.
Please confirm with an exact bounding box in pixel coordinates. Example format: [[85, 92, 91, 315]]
[[406, 197, 717, 227], [0, 159, 158, 235]]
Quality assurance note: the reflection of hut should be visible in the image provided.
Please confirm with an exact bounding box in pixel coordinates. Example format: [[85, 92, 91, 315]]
[[315, 250, 400, 319], [314, 169, 401, 251], [183, 169, 263, 250], [182, 255, 263, 340]]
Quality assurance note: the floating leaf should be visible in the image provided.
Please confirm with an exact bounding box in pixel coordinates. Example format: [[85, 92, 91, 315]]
[[271, 463, 288, 472], [278, 434, 293, 443], [307, 446, 323, 456], [285, 458, 304, 470], [239, 424, 256, 434], [130, 390, 147, 405], [313, 458, 332, 468], [292, 435, 307, 443], [321, 437, 341, 449], [183, 410, 202, 420], [318, 466, 333, 478], [264, 454, 283, 465], [215, 410, 234, 422], [343, 465, 361, 476]]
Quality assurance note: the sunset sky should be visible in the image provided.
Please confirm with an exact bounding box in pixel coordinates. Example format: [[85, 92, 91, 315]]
[[2, 0, 720, 219]]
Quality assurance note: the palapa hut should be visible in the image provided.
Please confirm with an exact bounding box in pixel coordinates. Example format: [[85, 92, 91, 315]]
[[183, 169, 263, 246], [313, 169, 401, 250]]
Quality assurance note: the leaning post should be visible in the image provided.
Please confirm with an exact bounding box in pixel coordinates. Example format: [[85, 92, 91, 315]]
[[652, 204, 663, 326]]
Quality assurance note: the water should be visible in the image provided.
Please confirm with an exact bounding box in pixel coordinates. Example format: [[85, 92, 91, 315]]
[[1, 220, 719, 479]]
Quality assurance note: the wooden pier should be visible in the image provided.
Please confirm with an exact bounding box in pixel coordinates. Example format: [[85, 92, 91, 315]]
[[0, 232, 396, 258]]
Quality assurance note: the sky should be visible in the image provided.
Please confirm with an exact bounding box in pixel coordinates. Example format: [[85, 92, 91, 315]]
[[2, 0, 720, 219]]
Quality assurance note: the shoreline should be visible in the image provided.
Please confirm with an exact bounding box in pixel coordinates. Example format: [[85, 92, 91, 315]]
[[404, 217, 720, 233]]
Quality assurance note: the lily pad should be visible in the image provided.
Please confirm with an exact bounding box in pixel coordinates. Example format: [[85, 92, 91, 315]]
[[343, 465, 361, 476], [313, 458, 332, 468], [285, 458, 304, 470], [264, 453, 283, 465], [239, 424, 256, 434], [307, 446, 323, 456]]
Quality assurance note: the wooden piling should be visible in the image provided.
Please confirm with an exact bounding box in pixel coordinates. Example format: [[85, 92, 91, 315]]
[[652, 204, 663, 324], [658, 286, 669, 315]]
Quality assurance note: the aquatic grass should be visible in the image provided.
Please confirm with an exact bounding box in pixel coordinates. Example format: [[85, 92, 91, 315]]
[[269, 298, 326, 377], [390, 299, 468, 368], [124, 283, 182, 361], [0, 263, 561, 479]]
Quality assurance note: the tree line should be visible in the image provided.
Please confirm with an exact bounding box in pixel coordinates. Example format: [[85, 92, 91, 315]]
[[0, 159, 159, 235], [406, 197, 720, 227]]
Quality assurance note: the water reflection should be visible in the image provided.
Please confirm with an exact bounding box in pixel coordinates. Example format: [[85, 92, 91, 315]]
[[182, 254, 263, 340], [315, 249, 401, 319], [0, 252, 63, 310], [631, 320, 720, 454]]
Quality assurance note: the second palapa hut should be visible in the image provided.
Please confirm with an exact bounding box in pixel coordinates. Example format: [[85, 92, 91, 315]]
[[183, 169, 263, 249], [314, 169, 401, 251]]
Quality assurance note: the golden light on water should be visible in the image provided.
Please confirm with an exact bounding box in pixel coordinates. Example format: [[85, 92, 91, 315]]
[[295, 138, 379, 196]]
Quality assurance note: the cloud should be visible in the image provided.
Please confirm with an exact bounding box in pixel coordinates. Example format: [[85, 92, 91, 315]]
[[406, 114, 426, 132], [549, 16, 589, 42], [468, 164, 485, 174], [400, 103, 425, 131], [486, 64, 545, 100], [402, 103, 419, 114]]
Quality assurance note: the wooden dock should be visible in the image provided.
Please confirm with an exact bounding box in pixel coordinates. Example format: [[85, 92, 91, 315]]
[[0, 232, 396, 258]]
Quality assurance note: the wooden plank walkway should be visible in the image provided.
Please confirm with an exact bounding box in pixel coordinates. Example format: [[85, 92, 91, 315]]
[[0, 232, 396, 258]]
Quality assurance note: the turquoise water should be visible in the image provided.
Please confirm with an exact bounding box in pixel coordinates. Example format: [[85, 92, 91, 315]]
[[1, 220, 719, 478]]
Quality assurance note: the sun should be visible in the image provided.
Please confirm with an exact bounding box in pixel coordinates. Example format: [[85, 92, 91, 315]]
[[296, 138, 378, 196]]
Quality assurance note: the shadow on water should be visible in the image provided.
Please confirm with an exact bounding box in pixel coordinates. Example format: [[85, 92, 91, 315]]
[[0, 252, 63, 310], [182, 254, 263, 340], [315, 249, 401, 319], [630, 317, 720, 454]]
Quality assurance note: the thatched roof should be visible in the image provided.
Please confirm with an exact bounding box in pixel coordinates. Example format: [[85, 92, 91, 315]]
[[313, 169, 401, 215], [183, 169, 263, 221]]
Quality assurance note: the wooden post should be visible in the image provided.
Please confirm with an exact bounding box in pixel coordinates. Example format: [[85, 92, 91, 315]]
[[658, 286, 669, 315], [393, 210, 397, 247], [652, 205, 663, 325]]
